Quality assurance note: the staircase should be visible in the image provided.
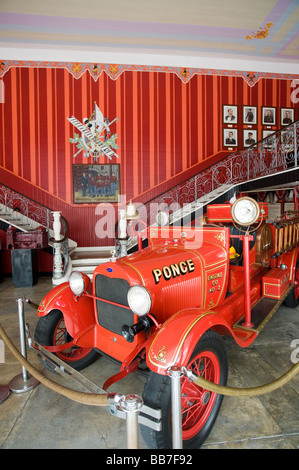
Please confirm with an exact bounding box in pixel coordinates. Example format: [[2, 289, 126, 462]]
[[0, 203, 48, 233], [127, 168, 299, 253], [1, 120, 298, 282], [0, 200, 114, 282], [171, 183, 234, 225], [142, 120, 299, 230], [126, 183, 235, 252], [169, 168, 299, 226], [69, 246, 115, 279]]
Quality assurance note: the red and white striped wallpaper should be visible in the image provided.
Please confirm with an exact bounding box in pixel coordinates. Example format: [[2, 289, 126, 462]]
[[0, 63, 298, 246]]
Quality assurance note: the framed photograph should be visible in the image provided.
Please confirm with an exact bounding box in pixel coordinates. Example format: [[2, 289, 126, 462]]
[[223, 128, 238, 147], [262, 107, 276, 126], [223, 105, 238, 124], [243, 106, 257, 125], [73, 163, 120, 204], [262, 130, 275, 148], [243, 129, 257, 147], [280, 108, 294, 126]]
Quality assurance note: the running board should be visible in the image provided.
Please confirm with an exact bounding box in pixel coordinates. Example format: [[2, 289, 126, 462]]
[[233, 284, 294, 334]]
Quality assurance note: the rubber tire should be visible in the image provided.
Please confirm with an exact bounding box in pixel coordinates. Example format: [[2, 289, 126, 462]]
[[141, 330, 228, 449], [34, 309, 99, 371], [284, 261, 299, 308]]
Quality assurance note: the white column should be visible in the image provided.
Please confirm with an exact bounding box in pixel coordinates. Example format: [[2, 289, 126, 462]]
[[52, 211, 63, 280]]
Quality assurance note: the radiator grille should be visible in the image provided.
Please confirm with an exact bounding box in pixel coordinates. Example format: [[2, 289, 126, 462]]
[[95, 274, 134, 335]]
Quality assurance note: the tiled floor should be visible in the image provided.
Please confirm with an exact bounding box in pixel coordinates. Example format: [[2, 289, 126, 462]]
[[0, 276, 298, 450]]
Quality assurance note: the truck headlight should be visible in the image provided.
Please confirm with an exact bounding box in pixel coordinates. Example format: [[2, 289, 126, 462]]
[[69, 272, 86, 296], [231, 197, 260, 227], [127, 285, 152, 316]]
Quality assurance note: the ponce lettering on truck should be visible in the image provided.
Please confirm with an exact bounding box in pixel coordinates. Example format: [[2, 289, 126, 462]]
[[152, 258, 195, 284], [34, 195, 299, 449]]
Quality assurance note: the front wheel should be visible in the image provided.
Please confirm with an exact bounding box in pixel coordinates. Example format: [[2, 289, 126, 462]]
[[34, 309, 99, 371], [141, 330, 228, 449]]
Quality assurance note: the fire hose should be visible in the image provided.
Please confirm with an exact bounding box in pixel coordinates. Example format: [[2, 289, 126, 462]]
[[192, 361, 299, 396], [0, 319, 299, 399]]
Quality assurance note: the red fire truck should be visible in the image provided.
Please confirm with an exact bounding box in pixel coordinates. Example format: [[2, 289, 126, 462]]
[[34, 196, 299, 449]]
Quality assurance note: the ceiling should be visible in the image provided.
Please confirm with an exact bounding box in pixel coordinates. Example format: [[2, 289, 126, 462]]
[[0, 0, 298, 73]]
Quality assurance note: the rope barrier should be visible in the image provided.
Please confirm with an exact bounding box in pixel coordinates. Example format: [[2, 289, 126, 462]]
[[2, 292, 298, 453], [0, 321, 112, 406], [1, 309, 299, 403], [191, 361, 299, 396]]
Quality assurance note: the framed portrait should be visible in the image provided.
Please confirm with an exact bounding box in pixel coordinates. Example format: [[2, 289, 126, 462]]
[[280, 108, 294, 126], [262, 130, 275, 148], [243, 106, 257, 125], [243, 129, 257, 147], [262, 107, 276, 126], [73, 163, 120, 204], [223, 128, 238, 147], [223, 105, 238, 124]]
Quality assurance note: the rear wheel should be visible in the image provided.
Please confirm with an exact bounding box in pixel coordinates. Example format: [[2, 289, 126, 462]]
[[284, 259, 299, 308], [34, 310, 99, 371], [141, 330, 228, 449]]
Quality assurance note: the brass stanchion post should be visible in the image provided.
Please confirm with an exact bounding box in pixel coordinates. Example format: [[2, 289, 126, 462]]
[[119, 394, 143, 449], [9, 298, 39, 393]]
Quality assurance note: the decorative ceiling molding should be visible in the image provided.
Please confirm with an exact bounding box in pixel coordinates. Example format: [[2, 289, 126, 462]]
[[0, 60, 299, 87]]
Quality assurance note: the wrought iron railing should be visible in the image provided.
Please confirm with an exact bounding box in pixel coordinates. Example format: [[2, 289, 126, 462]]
[[0, 184, 52, 230], [145, 120, 299, 216]]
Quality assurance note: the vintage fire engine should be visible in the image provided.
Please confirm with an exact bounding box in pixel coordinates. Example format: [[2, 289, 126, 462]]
[[34, 196, 299, 449]]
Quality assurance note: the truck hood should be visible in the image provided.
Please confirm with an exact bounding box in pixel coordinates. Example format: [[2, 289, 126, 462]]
[[94, 232, 229, 323]]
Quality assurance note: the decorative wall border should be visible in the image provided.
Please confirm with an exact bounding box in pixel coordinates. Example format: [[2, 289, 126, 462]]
[[0, 60, 299, 87]]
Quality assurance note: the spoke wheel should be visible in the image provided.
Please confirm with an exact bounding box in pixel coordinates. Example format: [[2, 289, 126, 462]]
[[141, 330, 228, 449], [294, 262, 299, 302], [181, 350, 220, 440], [34, 310, 99, 371], [53, 316, 94, 363]]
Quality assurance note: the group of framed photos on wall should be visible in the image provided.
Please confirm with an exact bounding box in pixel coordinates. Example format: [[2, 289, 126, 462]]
[[222, 105, 297, 150]]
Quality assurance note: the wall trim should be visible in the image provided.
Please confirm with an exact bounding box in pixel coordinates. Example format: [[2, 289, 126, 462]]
[[1, 59, 299, 87]]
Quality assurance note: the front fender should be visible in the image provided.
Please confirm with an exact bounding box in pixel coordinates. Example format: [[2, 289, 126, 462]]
[[146, 308, 233, 375], [37, 279, 96, 341]]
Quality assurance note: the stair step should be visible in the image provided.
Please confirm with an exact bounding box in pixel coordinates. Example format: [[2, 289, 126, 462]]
[[71, 250, 113, 261], [72, 258, 109, 267], [16, 225, 37, 230], [0, 215, 21, 220], [74, 265, 98, 274], [157, 184, 235, 227], [70, 246, 114, 274], [0, 219, 35, 232]]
